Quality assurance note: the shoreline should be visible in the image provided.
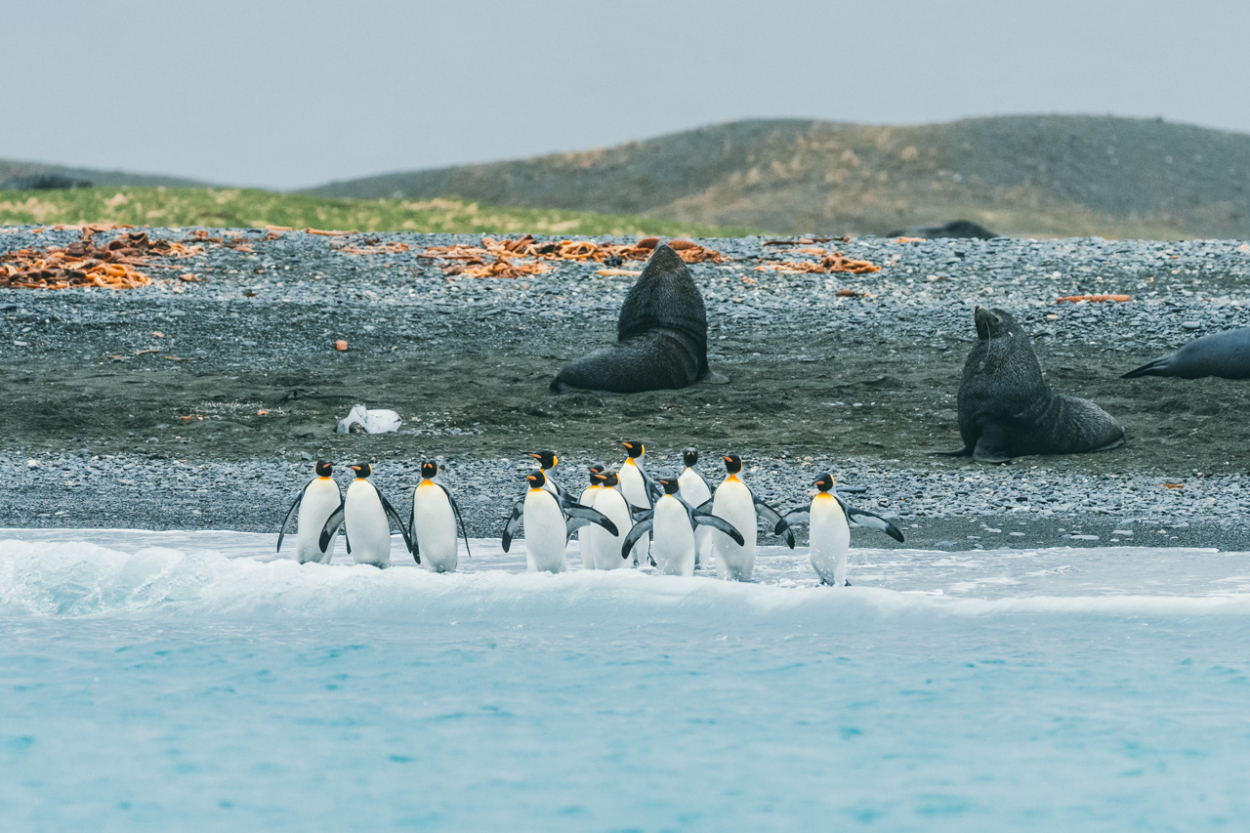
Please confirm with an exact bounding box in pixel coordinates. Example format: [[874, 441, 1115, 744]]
[[3, 228, 1249, 550]]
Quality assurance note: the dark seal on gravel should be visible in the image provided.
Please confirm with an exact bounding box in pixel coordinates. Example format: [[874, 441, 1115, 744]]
[[885, 220, 997, 239], [945, 306, 1125, 463], [1121, 327, 1250, 380], [551, 243, 721, 393]]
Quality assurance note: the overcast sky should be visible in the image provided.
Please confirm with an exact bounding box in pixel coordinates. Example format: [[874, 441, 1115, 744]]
[[4, 0, 1248, 190]]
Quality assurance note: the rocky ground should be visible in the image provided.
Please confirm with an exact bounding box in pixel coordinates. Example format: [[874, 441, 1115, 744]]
[[2, 227, 1249, 550]]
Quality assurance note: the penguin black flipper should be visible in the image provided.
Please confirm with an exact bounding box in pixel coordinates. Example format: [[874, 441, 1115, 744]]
[[751, 495, 795, 548], [774, 507, 811, 536], [563, 503, 618, 537], [378, 492, 414, 555], [627, 502, 653, 524], [407, 503, 421, 564], [635, 459, 662, 504], [437, 482, 473, 560], [276, 485, 307, 552], [692, 511, 745, 547], [620, 513, 654, 559], [318, 504, 346, 553], [501, 500, 524, 553], [836, 495, 905, 542]]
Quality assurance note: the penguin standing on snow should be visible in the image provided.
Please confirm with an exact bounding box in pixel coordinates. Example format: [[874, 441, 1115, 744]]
[[526, 451, 567, 499], [707, 454, 794, 581], [618, 440, 661, 564], [774, 473, 905, 586], [277, 461, 344, 564], [409, 460, 472, 573], [588, 470, 633, 571], [621, 476, 744, 576], [319, 463, 411, 568], [501, 470, 618, 573], [577, 464, 606, 569], [676, 447, 715, 567]]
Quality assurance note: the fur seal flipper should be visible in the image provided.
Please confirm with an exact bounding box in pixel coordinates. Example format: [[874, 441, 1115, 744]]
[[551, 244, 713, 393], [949, 306, 1124, 463], [1121, 327, 1250, 380]]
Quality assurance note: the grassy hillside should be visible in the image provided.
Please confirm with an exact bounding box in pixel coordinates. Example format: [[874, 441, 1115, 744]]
[[0, 187, 755, 236], [308, 115, 1250, 239]]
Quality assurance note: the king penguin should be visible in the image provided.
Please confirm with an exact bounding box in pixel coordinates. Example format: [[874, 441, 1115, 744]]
[[676, 447, 714, 567], [410, 460, 472, 573], [577, 464, 607, 569], [501, 470, 618, 573], [621, 476, 744, 576], [775, 473, 905, 586], [526, 450, 566, 499], [618, 440, 660, 564], [277, 461, 343, 564], [589, 470, 634, 570], [319, 463, 411, 568], [708, 454, 794, 581]]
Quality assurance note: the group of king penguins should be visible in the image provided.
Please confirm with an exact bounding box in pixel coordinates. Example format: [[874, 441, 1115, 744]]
[[277, 442, 905, 585]]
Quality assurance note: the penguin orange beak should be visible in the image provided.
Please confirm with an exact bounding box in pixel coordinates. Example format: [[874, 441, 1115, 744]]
[[527, 453, 542, 460], [723, 456, 733, 463]]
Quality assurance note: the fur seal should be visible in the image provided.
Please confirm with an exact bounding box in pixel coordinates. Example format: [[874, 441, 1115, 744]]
[[551, 243, 721, 393], [1121, 328, 1250, 380], [944, 306, 1124, 463], [885, 220, 997, 240]]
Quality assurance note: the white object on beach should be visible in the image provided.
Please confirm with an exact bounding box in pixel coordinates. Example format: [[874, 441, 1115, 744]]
[[336, 404, 402, 435]]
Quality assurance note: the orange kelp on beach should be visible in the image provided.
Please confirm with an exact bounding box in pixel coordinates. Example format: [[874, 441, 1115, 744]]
[[1, 226, 200, 289]]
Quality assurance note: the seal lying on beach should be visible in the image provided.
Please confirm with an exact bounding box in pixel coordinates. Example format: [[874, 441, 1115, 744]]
[[944, 306, 1124, 463], [1121, 328, 1250, 380], [551, 243, 721, 393], [885, 220, 997, 239]]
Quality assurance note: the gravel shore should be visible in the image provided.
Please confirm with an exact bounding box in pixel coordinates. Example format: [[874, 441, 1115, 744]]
[[2, 227, 1249, 549]]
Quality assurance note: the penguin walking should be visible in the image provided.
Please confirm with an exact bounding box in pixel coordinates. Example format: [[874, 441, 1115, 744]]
[[527, 450, 567, 499], [501, 470, 618, 573], [319, 463, 411, 568], [621, 476, 744, 576], [410, 460, 472, 573], [676, 447, 715, 567], [577, 464, 606, 569], [589, 470, 634, 571], [277, 461, 343, 564], [774, 474, 905, 586], [707, 454, 794, 581], [618, 441, 661, 564]]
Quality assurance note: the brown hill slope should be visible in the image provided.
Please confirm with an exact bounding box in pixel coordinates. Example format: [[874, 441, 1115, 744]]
[[309, 116, 1250, 239]]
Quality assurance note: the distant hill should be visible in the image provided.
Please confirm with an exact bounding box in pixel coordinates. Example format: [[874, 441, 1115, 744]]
[[307, 116, 1250, 239], [0, 159, 210, 191]]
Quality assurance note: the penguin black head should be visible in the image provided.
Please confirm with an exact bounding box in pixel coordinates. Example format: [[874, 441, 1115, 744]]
[[722, 454, 743, 475], [421, 460, 439, 480], [587, 463, 605, 484], [527, 451, 558, 470], [595, 470, 620, 488], [814, 473, 835, 492], [682, 447, 698, 468], [973, 306, 1016, 340], [349, 462, 372, 478], [621, 441, 645, 458], [315, 461, 333, 477], [526, 470, 547, 489], [659, 477, 681, 495]]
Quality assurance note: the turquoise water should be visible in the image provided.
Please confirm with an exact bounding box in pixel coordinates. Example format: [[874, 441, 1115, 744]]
[[2, 530, 1249, 830]]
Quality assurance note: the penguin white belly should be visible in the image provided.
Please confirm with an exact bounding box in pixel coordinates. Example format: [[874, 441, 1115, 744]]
[[577, 486, 602, 570], [651, 497, 695, 577], [618, 463, 650, 562], [413, 483, 458, 573], [712, 480, 757, 581], [678, 469, 713, 566], [591, 489, 633, 571], [523, 490, 568, 573], [344, 481, 392, 567], [295, 480, 341, 564], [809, 495, 851, 586]]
